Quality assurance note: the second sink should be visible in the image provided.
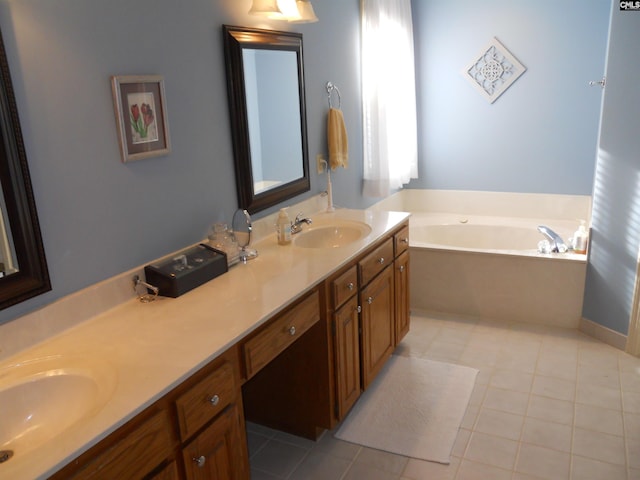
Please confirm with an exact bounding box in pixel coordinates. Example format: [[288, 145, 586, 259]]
[[293, 220, 372, 249]]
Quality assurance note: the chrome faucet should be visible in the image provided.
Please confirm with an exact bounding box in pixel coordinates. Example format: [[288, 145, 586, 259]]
[[537, 225, 568, 253], [291, 213, 312, 234]]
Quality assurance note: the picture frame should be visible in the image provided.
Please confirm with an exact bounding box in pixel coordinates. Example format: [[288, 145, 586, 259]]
[[111, 75, 171, 162]]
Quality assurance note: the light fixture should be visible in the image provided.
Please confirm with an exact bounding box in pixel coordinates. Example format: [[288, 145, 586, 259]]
[[291, 0, 319, 23], [248, 0, 318, 23], [248, 0, 284, 19]]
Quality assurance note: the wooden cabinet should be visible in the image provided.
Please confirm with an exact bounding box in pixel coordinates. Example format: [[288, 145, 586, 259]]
[[52, 348, 248, 480], [329, 220, 411, 421], [182, 404, 246, 480], [393, 223, 410, 345]]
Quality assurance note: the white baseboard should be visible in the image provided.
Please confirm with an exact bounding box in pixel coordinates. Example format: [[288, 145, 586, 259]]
[[579, 317, 628, 351]]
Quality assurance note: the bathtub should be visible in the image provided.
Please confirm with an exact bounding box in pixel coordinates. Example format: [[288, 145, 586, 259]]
[[371, 190, 591, 328]]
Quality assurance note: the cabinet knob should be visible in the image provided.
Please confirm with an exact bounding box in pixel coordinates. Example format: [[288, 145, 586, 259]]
[[399, 265, 405, 273], [193, 455, 206, 468], [208, 394, 220, 406], [357, 305, 362, 313], [402, 237, 409, 244], [347, 282, 354, 291], [288, 325, 296, 336], [378, 257, 385, 264], [367, 296, 373, 304]]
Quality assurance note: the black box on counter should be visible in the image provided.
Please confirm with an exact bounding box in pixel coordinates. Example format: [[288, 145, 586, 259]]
[[144, 244, 228, 298]]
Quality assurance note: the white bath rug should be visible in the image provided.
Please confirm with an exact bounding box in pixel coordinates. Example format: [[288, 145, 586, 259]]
[[334, 355, 478, 464]]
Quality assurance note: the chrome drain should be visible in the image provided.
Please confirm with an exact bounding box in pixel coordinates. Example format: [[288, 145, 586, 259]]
[[0, 450, 13, 463]]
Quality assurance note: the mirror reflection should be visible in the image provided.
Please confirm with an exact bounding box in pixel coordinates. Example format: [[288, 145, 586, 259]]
[[223, 25, 310, 214]]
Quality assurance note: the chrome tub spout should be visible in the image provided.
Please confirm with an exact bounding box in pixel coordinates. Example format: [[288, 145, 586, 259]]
[[537, 225, 568, 253]]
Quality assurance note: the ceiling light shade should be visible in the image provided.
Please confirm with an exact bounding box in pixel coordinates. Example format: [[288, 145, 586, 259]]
[[277, 0, 302, 21], [248, 0, 284, 19], [291, 0, 319, 23]]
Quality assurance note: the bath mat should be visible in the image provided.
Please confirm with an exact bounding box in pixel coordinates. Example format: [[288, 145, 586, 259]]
[[334, 355, 478, 464]]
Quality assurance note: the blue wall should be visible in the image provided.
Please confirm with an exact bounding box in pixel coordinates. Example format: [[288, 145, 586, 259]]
[[0, 1, 613, 327], [583, 6, 640, 335], [409, 0, 609, 194]]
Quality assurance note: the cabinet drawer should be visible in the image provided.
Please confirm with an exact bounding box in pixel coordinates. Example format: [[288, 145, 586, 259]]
[[175, 360, 236, 441], [243, 290, 320, 379], [359, 238, 394, 286], [65, 410, 173, 479], [394, 224, 410, 257], [331, 265, 358, 309]]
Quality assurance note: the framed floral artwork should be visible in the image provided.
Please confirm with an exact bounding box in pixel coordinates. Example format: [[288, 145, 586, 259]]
[[111, 75, 171, 162]]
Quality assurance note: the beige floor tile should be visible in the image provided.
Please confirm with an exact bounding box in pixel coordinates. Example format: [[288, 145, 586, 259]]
[[574, 403, 624, 436], [289, 450, 352, 480], [354, 447, 408, 475], [572, 427, 626, 466], [451, 428, 471, 458], [250, 439, 309, 478], [570, 455, 628, 480], [527, 394, 575, 426], [521, 416, 572, 452], [577, 364, 621, 390], [576, 382, 623, 411], [314, 432, 362, 460], [455, 459, 512, 480], [474, 408, 524, 441], [515, 443, 571, 480], [625, 411, 640, 439], [402, 456, 459, 480], [624, 391, 640, 413], [489, 369, 534, 392], [628, 435, 640, 469], [343, 462, 401, 480], [531, 374, 576, 402], [536, 353, 578, 381], [620, 370, 640, 393], [482, 387, 529, 415], [578, 347, 620, 370], [463, 431, 518, 470]]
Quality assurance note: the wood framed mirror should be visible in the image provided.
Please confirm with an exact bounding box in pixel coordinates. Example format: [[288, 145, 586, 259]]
[[0, 27, 51, 310], [223, 25, 310, 214]]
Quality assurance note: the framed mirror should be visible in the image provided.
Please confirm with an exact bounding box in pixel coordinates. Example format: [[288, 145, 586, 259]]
[[223, 25, 310, 214], [0, 27, 51, 310]]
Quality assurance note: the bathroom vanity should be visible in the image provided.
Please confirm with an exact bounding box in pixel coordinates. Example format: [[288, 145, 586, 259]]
[[1, 209, 409, 480]]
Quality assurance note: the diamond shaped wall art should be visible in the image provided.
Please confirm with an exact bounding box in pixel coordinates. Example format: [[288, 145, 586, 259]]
[[463, 37, 526, 103]]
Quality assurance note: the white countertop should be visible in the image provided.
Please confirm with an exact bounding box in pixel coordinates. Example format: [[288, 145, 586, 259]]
[[0, 208, 410, 480]]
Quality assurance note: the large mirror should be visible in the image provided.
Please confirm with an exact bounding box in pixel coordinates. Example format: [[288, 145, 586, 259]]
[[223, 25, 310, 214], [0, 27, 51, 310]]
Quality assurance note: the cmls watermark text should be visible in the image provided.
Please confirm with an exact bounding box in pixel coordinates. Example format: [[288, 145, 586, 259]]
[[620, 1, 640, 10]]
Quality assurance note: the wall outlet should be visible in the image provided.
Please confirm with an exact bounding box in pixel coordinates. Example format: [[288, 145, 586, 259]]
[[316, 154, 326, 174]]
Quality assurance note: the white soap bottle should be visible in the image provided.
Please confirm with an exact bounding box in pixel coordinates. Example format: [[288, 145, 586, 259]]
[[572, 220, 589, 254], [276, 208, 292, 245]]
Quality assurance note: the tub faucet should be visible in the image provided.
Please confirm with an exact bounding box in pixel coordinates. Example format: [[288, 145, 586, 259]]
[[291, 213, 312, 234], [537, 225, 568, 253]]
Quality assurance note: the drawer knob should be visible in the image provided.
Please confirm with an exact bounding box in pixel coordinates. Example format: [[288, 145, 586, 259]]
[[289, 325, 296, 336], [347, 282, 354, 291], [399, 265, 405, 273], [402, 237, 409, 244], [208, 394, 220, 406], [367, 296, 373, 304], [193, 455, 206, 468], [378, 257, 385, 264]]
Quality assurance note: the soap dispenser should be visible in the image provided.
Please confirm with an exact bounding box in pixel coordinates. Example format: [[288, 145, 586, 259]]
[[572, 220, 589, 254], [276, 208, 292, 245]]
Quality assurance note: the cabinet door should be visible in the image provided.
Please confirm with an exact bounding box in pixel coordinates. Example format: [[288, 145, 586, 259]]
[[182, 405, 248, 480], [334, 295, 361, 420], [394, 250, 410, 345], [360, 266, 395, 389]]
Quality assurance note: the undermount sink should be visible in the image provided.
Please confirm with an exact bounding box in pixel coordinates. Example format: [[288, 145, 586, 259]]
[[293, 220, 372, 249], [0, 355, 116, 460]]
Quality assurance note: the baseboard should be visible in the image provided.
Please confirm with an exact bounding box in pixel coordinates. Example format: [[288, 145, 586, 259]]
[[579, 317, 628, 351]]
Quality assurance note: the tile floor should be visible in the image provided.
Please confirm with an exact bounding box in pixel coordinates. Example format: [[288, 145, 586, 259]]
[[247, 312, 640, 480]]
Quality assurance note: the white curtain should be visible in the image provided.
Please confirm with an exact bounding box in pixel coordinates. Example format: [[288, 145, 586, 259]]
[[361, 0, 418, 198]]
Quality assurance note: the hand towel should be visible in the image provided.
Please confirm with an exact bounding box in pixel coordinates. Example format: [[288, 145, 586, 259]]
[[328, 107, 348, 170]]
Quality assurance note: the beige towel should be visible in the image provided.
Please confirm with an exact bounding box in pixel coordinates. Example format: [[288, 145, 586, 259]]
[[328, 108, 348, 170]]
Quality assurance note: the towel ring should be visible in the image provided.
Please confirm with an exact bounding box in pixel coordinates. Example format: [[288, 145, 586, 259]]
[[326, 82, 341, 109]]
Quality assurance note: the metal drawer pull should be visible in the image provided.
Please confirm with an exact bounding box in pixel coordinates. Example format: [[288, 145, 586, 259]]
[[367, 296, 373, 304], [357, 305, 362, 313], [401, 238, 409, 244], [194, 455, 206, 468], [208, 394, 220, 406], [347, 282, 354, 291], [399, 265, 405, 273], [289, 325, 296, 336], [378, 257, 385, 264]]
